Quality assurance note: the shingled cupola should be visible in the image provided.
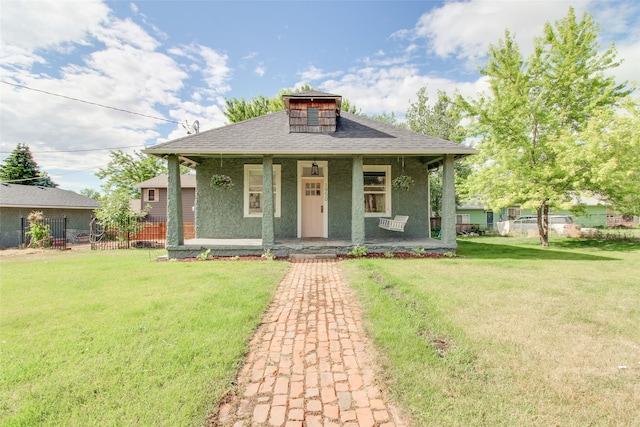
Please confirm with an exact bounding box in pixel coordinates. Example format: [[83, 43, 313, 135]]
[[282, 91, 342, 133]]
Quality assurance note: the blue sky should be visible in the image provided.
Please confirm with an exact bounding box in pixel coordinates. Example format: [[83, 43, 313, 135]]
[[1, 0, 638, 192]]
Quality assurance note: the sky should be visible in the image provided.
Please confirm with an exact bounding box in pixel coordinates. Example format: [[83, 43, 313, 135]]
[[1, 0, 638, 193]]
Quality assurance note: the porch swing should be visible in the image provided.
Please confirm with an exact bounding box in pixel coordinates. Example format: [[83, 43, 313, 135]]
[[377, 156, 410, 232], [378, 215, 409, 232]]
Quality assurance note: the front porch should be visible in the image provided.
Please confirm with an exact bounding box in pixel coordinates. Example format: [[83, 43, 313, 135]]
[[167, 236, 456, 259]]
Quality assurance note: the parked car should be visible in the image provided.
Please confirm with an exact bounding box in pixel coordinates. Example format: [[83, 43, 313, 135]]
[[497, 215, 577, 236]]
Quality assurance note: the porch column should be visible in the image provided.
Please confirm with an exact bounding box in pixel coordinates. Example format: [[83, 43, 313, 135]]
[[427, 168, 432, 237], [262, 155, 275, 247], [166, 155, 183, 246], [441, 154, 456, 248], [351, 155, 365, 246]]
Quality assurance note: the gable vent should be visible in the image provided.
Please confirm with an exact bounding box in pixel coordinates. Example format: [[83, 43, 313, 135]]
[[307, 107, 319, 126]]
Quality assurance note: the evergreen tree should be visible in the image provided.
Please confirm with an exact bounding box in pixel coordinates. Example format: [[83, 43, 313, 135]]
[[0, 143, 58, 187]]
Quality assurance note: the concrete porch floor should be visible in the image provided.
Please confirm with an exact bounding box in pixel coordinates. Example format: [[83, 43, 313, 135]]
[[167, 236, 456, 258]]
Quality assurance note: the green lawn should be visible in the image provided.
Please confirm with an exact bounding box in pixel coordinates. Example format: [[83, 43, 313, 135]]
[[2, 237, 639, 426], [342, 236, 640, 426], [0, 250, 289, 426]]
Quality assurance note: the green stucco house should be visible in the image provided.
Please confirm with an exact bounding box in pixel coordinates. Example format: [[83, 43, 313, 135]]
[[143, 91, 477, 258]]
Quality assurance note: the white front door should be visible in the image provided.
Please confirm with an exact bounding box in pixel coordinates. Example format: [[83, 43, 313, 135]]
[[301, 179, 324, 237]]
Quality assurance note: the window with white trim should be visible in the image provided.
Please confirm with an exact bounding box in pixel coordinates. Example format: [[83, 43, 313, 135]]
[[244, 165, 281, 217], [507, 208, 521, 220], [363, 165, 391, 217], [144, 188, 159, 202], [456, 214, 471, 224]]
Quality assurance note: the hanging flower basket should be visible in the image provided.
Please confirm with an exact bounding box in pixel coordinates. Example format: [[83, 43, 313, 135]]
[[210, 174, 233, 190], [392, 175, 414, 191]]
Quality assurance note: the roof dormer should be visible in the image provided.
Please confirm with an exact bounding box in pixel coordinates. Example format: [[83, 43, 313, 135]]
[[282, 91, 342, 133]]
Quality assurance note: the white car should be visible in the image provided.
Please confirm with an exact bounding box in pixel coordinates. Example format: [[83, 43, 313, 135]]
[[498, 215, 576, 236]]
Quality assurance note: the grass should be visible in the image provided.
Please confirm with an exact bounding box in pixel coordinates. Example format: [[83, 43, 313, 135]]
[[342, 236, 640, 426], [0, 250, 289, 426]]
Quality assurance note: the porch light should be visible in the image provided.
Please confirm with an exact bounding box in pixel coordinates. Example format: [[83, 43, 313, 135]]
[[311, 162, 319, 176]]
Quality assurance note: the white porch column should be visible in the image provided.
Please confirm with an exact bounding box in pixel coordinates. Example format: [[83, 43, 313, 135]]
[[166, 155, 183, 246], [441, 154, 457, 248], [262, 155, 275, 247], [351, 155, 365, 246]]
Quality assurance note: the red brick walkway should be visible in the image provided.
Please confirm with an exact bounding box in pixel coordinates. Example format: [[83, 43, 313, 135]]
[[213, 260, 405, 427]]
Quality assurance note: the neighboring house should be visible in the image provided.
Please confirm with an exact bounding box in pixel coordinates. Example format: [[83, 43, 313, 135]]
[[133, 174, 196, 239], [457, 194, 636, 230], [456, 203, 494, 230], [0, 183, 99, 248], [143, 91, 477, 258]]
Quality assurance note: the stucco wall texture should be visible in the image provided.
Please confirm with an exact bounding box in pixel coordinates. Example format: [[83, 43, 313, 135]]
[[194, 157, 431, 240]]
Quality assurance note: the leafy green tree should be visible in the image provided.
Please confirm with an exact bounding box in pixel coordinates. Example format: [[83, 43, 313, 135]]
[[405, 87, 469, 217], [224, 84, 361, 123], [0, 143, 58, 187], [79, 188, 101, 200], [96, 150, 167, 199], [575, 96, 640, 215], [94, 150, 167, 237], [459, 7, 630, 246], [366, 111, 401, 126]]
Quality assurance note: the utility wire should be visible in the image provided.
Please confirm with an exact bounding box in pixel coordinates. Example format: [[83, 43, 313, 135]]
[[37, 145, 143, 154], [1, 81, 180, 124]]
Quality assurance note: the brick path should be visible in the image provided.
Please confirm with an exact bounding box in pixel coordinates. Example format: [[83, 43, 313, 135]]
[[213, 260, 405, 427]]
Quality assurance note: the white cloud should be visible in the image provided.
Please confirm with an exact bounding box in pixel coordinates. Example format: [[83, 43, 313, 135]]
[[0, 0, 230, 191], [196, 46, 232, 95], [0, 0, 109, 50], [254, 65, 266, 77], [298, 65, 342, 83], [407, 0, 590, 69], [318, 63, 491, 118]]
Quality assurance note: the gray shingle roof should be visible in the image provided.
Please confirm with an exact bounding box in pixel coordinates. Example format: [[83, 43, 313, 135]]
[[0, 184, 99, 209], [134, 174, 196, 189], [143, 111, 478, 158]]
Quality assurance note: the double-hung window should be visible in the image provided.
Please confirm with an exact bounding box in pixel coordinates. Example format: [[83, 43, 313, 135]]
[[244, 165, 281, 217], [144, 188, 159, 202], [363, 165, 391, 217]]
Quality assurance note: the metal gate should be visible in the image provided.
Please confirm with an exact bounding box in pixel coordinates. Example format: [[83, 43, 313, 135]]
[[21, 216, 67, 249], [90, 216, 167, 250]]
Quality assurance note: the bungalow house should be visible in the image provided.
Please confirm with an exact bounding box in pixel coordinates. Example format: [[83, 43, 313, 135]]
[[133, 174, 196, 239], [143, 91, 477, 258], [0, 183, 99, 248]]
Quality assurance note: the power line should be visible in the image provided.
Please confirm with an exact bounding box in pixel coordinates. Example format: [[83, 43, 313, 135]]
[[36, 145, 143, 154], [1, 81, 180, 124]]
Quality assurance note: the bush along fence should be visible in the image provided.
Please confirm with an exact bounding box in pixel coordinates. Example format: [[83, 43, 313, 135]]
[[90, 216, 168, 250], [21, 214, 67, 250]]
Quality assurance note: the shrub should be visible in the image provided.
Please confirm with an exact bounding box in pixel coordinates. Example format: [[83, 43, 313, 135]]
[[349, 245, 368, 257], [26, 211, 51, 248]]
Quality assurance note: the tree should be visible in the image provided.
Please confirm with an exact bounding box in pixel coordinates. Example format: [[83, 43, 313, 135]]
[[79, 188, 101, 200], [459, 7, 630, 246], [405, 87, 469, 217], [94, 150, 165, 242], [223, 84, 362, 123], [366, 111, 401, 126], [576, 96, 640, 215], [0, 143, 58, 187], [96, 150, 167, 199]]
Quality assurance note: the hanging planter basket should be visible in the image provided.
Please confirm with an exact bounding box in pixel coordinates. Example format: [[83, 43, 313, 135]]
[[392, 175, 414, 191], [210, 174, 233, 190]]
